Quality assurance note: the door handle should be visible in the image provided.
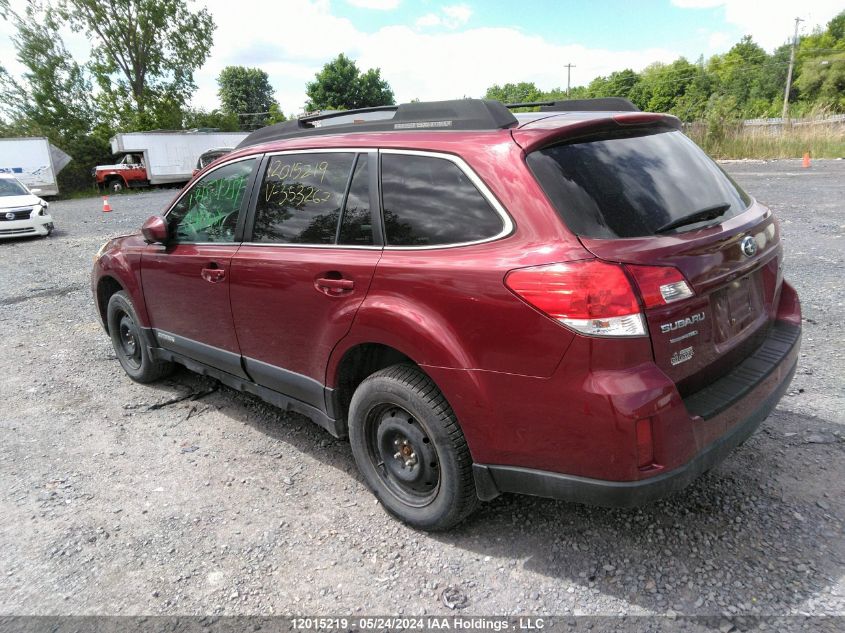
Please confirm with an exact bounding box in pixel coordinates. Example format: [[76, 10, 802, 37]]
[[201, 267, 226, 283], [315, 277, 354, 294]]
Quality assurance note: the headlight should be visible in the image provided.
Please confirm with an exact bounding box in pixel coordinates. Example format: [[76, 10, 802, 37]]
[[94, 239, 111, 261]]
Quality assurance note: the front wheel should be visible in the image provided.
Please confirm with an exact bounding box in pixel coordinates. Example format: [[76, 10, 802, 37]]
[[108, 179, 124, 194], [348, 364, 479, 530], [106, 291, 173, 383]]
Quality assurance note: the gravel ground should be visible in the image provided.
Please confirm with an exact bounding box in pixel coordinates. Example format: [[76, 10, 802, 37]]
[[0, 160, 843, 620]]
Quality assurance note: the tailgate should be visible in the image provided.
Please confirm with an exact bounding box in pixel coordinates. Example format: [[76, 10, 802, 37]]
[[581, 206, 783, 394], [524, 125, 785, 394]]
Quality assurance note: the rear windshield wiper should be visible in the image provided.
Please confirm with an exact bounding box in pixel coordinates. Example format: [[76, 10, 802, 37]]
[[655, 203, 731, 234]]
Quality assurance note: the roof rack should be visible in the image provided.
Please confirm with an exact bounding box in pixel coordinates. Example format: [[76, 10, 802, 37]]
[[537, 97, 639, 112], [236, 99, 518, 148], [504, 98, 639, 112]]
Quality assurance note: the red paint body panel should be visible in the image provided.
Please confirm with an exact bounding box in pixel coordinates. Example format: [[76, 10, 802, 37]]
[[581, 201, 783, 394], [141, 243, 241, 354], [91, 113, 802, 495], [230, 246, 381, 383], [95, 166, 148, 186], [91, 234, 150, 327], [424, 281, 800, 480]]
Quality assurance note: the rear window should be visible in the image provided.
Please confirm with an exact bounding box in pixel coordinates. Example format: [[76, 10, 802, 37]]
[[252, 152, 355, 244], [527, 129, 751, 239]]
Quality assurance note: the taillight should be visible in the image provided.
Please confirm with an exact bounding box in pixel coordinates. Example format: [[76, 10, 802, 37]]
[[626, 265, 693, 308], [504, 260, 646, 337]]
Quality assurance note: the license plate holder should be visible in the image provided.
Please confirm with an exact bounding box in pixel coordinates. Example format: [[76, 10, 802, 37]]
[[711, 273, 763, 344]]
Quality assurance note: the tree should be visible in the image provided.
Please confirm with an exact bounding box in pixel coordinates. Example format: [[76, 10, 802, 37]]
[[794, 10, 845, 112], [0, 2, 112, 192], [267, 103, 288, 124], [59, 0, 215, 129], [484, 82, 543, 104], [586, 70, 642, 101], [218, 66, 278, 128], [0, 4, 94, 138], [305, 53, 394, 111], [183, 108, 239, 132]]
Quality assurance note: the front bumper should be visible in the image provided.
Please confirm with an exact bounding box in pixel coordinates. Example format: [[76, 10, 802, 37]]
[[0, 213, 53, 239]]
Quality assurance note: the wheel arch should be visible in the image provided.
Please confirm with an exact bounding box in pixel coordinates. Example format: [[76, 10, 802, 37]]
[[104, 173, 128, 189], [96, 275, 124, 332], [329, 342, 416, 424], [93, 244, 151, 330]]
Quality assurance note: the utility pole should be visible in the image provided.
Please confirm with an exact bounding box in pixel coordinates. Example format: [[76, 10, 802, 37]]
[[564, 63, 576, 96], [782, 17, 803, 123]]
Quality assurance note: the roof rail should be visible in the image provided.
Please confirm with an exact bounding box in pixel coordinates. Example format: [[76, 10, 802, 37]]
[[236, 99, 518, 148], [537, 98, 639, 112]]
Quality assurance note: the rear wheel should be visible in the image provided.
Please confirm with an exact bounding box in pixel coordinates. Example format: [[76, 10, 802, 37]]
[[348, 364, 479, 530], [106, 291, 173, 383]]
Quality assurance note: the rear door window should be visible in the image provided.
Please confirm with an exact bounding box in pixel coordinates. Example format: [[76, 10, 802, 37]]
[[526, 129, 751, 239], [338, 156, 373, 246], [252, 153, 355, 244], [380, 153, 504, 246]]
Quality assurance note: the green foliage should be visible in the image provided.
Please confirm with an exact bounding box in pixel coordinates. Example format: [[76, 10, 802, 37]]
[[482, 10, 845, 123], [0, 2, 112, 193], [182, 108, 240, 132], [795, 53, 845, 111], [218, 66, 278, 129], [484, 82, 543, 105], [267, 103, 288, 125], [0, 4, 94, 138], [59, 0, 215, 130], [305, 54, 395, 112]]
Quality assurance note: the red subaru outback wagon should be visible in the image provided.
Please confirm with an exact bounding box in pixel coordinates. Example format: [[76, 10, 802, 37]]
[[92, 98, 801, 530]]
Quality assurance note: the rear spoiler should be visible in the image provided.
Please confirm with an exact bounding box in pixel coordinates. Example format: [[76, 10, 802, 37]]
[[512, 112, 682, 153]]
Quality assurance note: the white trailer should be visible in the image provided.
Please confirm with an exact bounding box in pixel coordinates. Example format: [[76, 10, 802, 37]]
[[108, 131, 249, 185], [0, 137, 72, 196]]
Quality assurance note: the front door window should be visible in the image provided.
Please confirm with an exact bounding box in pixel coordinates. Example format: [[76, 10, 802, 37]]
[[167, 159, 256, 243]]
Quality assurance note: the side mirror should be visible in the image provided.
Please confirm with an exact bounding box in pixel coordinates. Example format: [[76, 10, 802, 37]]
[[30, 188, 42, 195], [141, 215, 168, 244]]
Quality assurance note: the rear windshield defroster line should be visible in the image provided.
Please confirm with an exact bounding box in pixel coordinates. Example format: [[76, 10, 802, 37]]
[[526, 129, 752, 239]]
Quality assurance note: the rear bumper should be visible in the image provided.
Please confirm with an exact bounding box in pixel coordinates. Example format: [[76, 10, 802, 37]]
[[473, 352, 797, 507]]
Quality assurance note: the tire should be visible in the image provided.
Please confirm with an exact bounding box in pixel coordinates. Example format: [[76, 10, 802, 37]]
[[348, 364, 479, 530], [108, 179, 124, 194], [106, 291, 173, 383]]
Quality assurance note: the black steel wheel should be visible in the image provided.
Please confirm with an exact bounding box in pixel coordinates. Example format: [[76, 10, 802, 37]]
[[106, 291, 174, 383], [116, 312, 142, 371], [349, 364, 479, 530], [366, 403, 441, 507]]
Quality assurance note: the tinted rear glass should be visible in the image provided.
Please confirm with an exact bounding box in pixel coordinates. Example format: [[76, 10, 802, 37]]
[[527, 129, 751, 239], [381, 154, 503, 246], [252, 153, 355, 244]]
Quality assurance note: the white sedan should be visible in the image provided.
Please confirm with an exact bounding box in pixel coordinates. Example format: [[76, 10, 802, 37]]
[[0, 173, 54, 239]]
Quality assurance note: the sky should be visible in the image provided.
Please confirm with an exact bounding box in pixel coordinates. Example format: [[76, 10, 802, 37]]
[[1, 0, 843, 115]]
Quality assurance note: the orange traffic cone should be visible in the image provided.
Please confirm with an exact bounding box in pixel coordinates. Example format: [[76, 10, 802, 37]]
[[102, 196, 112, 212], [802, 152, 811, 168]]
